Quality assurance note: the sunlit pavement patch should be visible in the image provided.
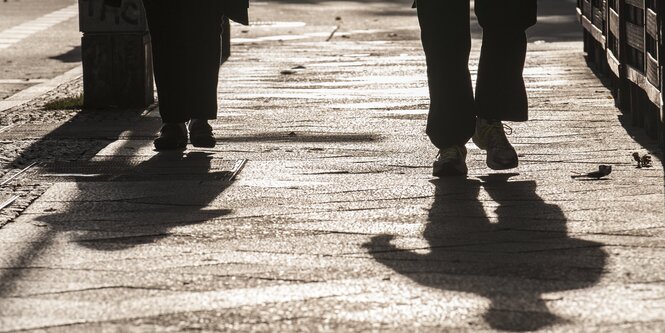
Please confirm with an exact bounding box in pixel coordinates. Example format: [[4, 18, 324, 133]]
[[238, 179, 331, 188], [329, 102, 426, 110], [0, 4, 78, 50], [242, 21, 308, 28], [232, 26, 419, 44], [0, 278, 385, 331], [0, 79, 48, 84]]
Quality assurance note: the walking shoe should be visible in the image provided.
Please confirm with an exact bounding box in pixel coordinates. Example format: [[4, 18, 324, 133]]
[[188, 119, 216, 148], [472, 118, 518, 170], [433, 145, 468, 177], [154, 123, 187, 151]]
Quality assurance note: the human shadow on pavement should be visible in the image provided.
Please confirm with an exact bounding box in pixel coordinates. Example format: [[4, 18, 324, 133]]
[[0, 107, 380, 297], [366, 174, 607, 331], [34, 151, 233, 251]]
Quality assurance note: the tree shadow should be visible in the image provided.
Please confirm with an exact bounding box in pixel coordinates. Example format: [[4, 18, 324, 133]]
[[365, 174, 607, 331]]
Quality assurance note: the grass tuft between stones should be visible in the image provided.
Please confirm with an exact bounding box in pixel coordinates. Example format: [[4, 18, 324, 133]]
[[43, 94, 84, 111]]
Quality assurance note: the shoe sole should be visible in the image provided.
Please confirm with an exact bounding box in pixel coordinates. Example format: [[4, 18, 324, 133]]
[[486, 157, 518, 170], [154, 139, 187, 151], [190, 137, 216, 148], [474, 136, 518, 170], [432, 162, 468, 177]]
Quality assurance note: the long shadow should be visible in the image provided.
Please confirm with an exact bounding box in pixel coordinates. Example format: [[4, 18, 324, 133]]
[[0, 106, 379, 297], [0, 109, 157, 297], [366, 174, 607, 331], [35, 151, 233, 251]]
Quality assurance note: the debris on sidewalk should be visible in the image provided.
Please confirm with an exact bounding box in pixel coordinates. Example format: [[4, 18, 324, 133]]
[[280, 65, 306, 75], [571, 165, 612, 180], [326, 25, 340, 41], [632, 152, 653, 168]]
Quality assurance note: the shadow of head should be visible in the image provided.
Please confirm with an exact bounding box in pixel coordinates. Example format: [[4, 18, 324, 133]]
[[365, 174, 606, 331]]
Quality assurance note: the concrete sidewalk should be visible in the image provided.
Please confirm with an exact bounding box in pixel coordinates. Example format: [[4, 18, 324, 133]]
[[1, 28, 664, 333]]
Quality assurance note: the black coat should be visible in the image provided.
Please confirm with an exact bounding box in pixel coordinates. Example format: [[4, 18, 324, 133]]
[[223, 0, 249, 25]]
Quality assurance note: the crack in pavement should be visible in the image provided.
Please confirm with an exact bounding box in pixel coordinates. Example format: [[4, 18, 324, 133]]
[[7, 285, 174, 298]]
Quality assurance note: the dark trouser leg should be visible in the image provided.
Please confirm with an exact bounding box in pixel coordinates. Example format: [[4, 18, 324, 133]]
[[417, 0, 476, 149], [142, 0, 223, 123], [474, 0, 537, 121]]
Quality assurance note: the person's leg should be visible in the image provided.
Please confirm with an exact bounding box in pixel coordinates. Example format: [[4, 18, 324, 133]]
[[142, 0, 223, 149], [474, 0, 536, 121], [472, 0, 537, 170], [143, 0, 185, 123], [142, 0, 187, 150], [417, 0, 476, 149], [180, 2, 225, 147], [143, 0, 223, 122], [178, 2, 224, 121]]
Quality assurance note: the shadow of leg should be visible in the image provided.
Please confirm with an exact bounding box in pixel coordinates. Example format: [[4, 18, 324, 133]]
[[366, 175, 607, 331]]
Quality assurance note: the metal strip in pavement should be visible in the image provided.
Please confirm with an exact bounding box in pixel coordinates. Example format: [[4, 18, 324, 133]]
[[0, 66, 82, 113], [0, 195, 19, 211], [227, 159, 248, 181], [0, 162, 38, 186], [0, 4, 79, 50]]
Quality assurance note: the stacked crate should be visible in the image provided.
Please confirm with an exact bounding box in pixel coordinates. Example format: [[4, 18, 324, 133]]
[[578, 0, 665, 149]]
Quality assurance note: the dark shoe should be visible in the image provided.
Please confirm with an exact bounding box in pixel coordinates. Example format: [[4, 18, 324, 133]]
[[433, 145, 468, 177], [472, 118, 518, 170], [154, 123, 187, 151], [188, 119, 216, 148]]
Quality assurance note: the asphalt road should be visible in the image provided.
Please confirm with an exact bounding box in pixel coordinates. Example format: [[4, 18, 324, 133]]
[[0, 0, 80, 100]]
